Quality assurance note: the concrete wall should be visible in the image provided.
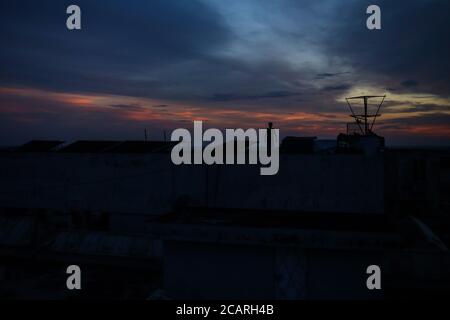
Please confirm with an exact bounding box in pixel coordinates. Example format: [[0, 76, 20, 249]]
[[163, 241, 385, 300], [164, 241, 275, 300], [0, 152, 384, 215]]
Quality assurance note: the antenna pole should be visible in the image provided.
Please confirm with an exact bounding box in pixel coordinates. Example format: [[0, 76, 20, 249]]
[[370, 95, 386, 131], [346, 98, 364, 134], [364, 96, 368, 134], [345, 95, 386, 136]]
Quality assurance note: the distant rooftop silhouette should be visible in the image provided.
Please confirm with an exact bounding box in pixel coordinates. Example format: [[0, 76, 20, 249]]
[[57, 140, 121, 153], [16, 140, 64, 152]]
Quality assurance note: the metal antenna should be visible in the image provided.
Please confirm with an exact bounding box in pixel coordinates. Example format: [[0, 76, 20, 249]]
[[345, 95, 386, 135]]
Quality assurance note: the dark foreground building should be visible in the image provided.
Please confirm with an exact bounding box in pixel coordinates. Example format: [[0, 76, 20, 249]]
[[0, 131, 449, 299]]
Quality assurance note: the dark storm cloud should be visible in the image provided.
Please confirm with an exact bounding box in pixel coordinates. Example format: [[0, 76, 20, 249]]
[[316, 72, 350, 80], [3, 0, 448, 103], [325, 0, 450, 95], [383, 103, 450, 114], [401, 80, 419, 88], [322, 85, 351, 92], [379, 113, 450, 130], [0, 0, 232, 99], [2, 0, 450, 102], [109, 104, 144, 112], [210, 91, 301, 101]]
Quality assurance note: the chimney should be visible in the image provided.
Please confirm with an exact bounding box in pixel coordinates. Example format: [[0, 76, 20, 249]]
[[267, 122, 273, 156]]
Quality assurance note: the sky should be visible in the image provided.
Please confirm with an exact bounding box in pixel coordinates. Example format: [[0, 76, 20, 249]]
[[1, 0, 449, 146]]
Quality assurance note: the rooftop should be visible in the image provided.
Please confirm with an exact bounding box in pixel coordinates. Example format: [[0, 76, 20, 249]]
[[150, 206, 395, 233]]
